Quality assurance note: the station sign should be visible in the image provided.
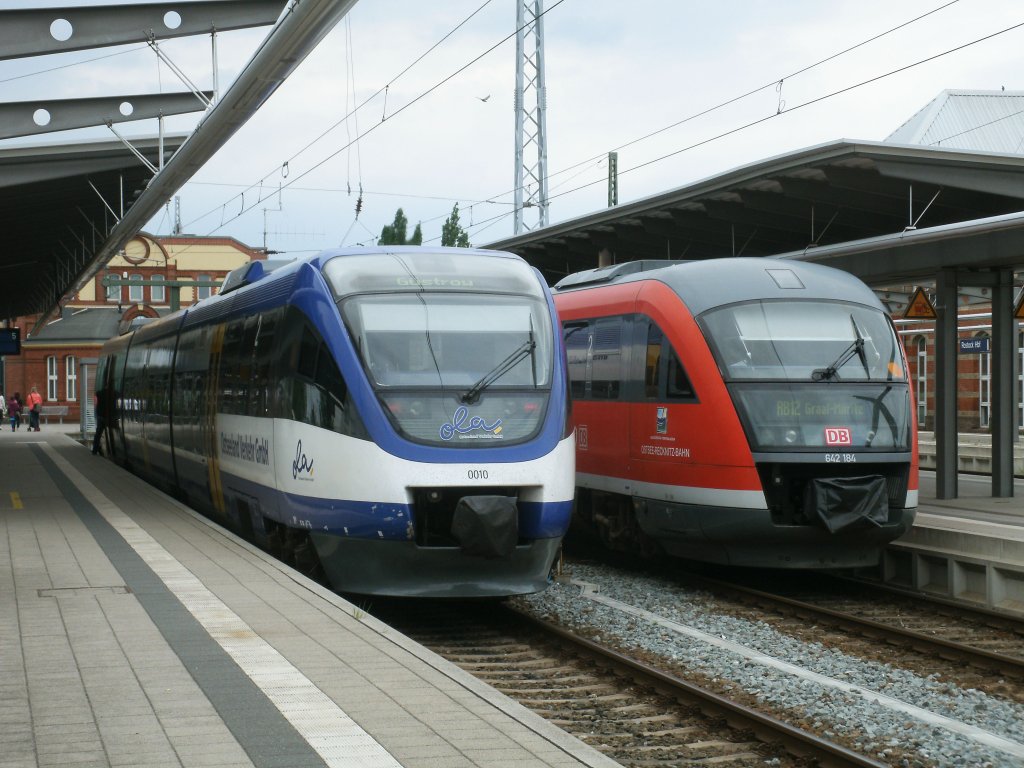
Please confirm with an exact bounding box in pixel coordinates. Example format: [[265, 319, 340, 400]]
[[959, 337, 990, 354], [0, 327, 20, 356]]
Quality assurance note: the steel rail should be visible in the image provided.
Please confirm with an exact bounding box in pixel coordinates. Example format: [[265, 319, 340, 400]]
[[681, 572, 1024, 679], [506, 603, 889, 768]]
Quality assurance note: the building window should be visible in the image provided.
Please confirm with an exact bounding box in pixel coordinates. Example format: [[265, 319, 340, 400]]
[[47, 356, 58, 400], [151, 274, 166, 303], [65, 356, 78, 401], [978, 333, 991, 429], [197, 274, 211, 301], [915, 336, 927, 428], [105, 274, 119, 303], [128, 273, 143, 302]]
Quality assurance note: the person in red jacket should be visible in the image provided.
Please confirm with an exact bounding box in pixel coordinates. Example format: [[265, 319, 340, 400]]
[[27, 385, 43, 432]]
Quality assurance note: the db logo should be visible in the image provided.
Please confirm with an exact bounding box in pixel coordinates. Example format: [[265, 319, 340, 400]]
[[825, 427, 852, 446], [577, 425, 589, 451]]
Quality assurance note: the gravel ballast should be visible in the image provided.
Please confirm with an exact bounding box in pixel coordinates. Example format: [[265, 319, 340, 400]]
[[514, 563, 1024, 768]]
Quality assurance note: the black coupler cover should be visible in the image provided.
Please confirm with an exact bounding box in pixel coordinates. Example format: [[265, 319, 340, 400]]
[[805, 475, 889, 534], [451, 495, 519, 558]]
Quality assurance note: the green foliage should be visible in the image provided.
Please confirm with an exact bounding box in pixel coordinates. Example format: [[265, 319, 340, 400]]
[[441, 203, 471, 248], [379, 208, 409, 245], [409, 223, 423, 245]]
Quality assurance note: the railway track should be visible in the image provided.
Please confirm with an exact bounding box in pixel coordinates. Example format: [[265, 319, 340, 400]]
[[676, 570, 1024, 694], [371, 599, 888, 768]]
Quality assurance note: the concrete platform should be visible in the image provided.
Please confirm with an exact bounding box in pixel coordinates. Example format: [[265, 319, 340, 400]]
[[0, 430, 621, 768], [859, 471, 1024, 617]]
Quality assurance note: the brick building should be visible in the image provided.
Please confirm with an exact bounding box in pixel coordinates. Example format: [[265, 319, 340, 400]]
[[900, 312, 1024, 433], [3, 233, 265, 425]]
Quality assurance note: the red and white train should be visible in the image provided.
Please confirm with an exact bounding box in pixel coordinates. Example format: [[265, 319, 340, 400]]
[[553, 258, 918, 568]]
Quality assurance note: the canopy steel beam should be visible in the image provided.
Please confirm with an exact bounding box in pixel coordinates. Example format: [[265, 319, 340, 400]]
[[39, 0, 359, 331], [0, 1, 284, 59], [0, 92, 213, 141]]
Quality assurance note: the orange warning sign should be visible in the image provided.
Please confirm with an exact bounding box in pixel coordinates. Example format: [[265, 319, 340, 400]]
[[904, 287, 937, 319], [1015, 290, 1024, 321]]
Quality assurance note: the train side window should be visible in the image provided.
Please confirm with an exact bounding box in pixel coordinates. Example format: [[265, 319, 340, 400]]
[[251, 309, 280, 417], [590, 317, 623, 400], [563, 322, 590, 399], [297, 324, 319, 380], [644, 322, 664, 399], [642, 318, 696, 401], [665, 347, 695, 399]]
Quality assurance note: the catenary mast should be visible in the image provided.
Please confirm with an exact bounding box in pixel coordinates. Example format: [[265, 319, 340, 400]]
[[513, 1, 549, 234]]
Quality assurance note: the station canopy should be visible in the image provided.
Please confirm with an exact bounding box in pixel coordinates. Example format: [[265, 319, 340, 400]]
[[0, 0, 357, 325], [487, 139, 1024, 288], [0, 134, 186, 317]]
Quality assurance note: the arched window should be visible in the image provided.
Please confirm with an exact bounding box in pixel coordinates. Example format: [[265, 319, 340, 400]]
[[65, 356, 78, 401], [915, 336, 927, 427], [977, 332, 991, 428]]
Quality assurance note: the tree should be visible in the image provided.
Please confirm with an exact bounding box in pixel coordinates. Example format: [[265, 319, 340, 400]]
[[441, 203, 471, 248], [379, 208, 409, 245], [378, 208, 424, 246]]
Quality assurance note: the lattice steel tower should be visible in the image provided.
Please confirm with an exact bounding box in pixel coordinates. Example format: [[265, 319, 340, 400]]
[[513, 1, 549, 234]]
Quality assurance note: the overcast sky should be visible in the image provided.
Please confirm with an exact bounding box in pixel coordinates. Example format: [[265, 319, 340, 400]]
[[3, 0, 1023, 262]]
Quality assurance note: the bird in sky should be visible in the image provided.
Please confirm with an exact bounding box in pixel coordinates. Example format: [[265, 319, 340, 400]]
[[476, 94, 490, 102]]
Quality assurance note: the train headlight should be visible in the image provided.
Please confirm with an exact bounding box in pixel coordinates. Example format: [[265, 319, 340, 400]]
[[784, 429, 798, 444], [427, 490, 442, 503]]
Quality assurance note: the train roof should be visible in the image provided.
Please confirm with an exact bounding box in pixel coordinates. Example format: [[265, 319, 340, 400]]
[[315, 245, 526, 261], [553, 257, 885, 315]]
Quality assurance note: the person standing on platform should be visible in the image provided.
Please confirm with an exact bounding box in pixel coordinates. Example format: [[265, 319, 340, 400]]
[[0, 393, 6, 431], [8, 393, 22, 431], [27, 385, 42, 432], [92, 386, 110, 455]]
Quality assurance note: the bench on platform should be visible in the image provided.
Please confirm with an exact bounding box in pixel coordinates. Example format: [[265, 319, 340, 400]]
[[39, 405, 69, 424]]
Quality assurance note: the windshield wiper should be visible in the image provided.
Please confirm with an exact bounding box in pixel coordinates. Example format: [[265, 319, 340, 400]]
[[812, 314, 869, 382], [461, 337, 536, 404]]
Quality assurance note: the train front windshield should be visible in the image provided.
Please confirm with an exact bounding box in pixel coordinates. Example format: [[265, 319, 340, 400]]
[[326, 252, 553, 446], [702, 300, 911, 452]]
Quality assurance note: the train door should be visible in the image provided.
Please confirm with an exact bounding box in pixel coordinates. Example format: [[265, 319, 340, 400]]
[[627, 316, 699, 484], [564, 316, 630, 482], [97, 349, 127, 463]]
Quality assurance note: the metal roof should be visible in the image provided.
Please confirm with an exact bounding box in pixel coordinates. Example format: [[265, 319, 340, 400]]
[[886, 89, 1024, 153], [0, 134, 188, 318], [486, 139, 1024, 284], [22, 306, 126, 344], [0, 0, 357, 326]]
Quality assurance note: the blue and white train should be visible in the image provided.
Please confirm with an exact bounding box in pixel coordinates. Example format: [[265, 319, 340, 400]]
[[96, 247, 575, 597]]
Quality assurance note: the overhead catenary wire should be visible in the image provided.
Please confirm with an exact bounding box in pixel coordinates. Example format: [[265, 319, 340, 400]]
[[0, 44, 148, 84], [182, 1, 954, 244], [468, 0, 964, 212], [353, 1, 974, 245], [189, 0, 568, 238], [179, 2, 1009, 251], [183, 0, 502, 231], [515, 17, 1024, 220]]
